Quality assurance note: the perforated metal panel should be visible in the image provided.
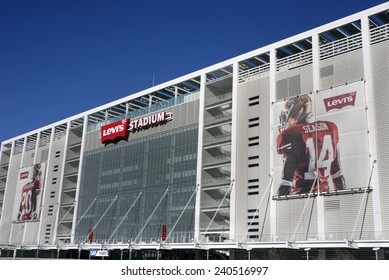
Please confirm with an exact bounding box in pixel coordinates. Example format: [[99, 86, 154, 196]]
[[319, 48, 364, 89], [276, 199, 318, 241], [371, 40, 389, 232], [320, 65, 334, 78], [275, 63, 313, 100]]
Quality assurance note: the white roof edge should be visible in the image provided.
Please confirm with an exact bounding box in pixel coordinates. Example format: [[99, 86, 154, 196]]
[[2, 2, 389, 145]]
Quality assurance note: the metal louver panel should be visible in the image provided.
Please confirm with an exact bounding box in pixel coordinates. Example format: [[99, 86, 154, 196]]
[[371, 40, 389, 232]]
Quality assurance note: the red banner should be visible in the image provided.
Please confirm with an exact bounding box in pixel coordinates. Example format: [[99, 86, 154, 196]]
[[100, 119, 129, 144], [88, 228, 94, 243], [161, 225, 167, 241]]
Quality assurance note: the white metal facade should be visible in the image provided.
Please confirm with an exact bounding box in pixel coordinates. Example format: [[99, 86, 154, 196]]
[[1, 2, 389, 256]]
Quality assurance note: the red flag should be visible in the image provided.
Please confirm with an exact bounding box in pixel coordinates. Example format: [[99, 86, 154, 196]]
[[161, 225, 167, 241], [88, 228, 93, 243]]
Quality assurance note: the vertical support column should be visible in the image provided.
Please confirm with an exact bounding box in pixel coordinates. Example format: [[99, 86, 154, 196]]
[[229, 62, 239, 240], [7, 141, 16, 244], [194, 73, 205, 242], [361, 15, 383, 238], [71, 116, 88, 243], [20, 137, 29, 245], [149, 95, 153, 113], [0, 143, 4, 231], [269, 48, 277, 240], [174, 86, 179, 105], [52, 123, 70, 245], [44, 127, 56, 244], [35, 132, 45, 244], [312, 33, 326, 240]]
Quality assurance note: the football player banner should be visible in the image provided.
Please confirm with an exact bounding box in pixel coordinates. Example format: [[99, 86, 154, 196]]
[[272, 81, 370, 196], [13, 162, 46, 222]]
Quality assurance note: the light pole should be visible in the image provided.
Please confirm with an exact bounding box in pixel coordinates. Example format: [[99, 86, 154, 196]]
[[304, 248, 311, 260], [372, 247, 380, 260], [247, 248, 252, 260]]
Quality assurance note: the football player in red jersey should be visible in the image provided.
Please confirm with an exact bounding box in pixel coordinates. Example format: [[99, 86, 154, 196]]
[[276, 95, 346, 196], [17, 163, 42, 221]]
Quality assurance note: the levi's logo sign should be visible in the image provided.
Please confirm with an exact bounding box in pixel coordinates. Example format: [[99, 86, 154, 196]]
[[20, 171, 29, 180], [100, 112, 173, 144], [324, 91, 356, 112], [100, 119, 129, 144]]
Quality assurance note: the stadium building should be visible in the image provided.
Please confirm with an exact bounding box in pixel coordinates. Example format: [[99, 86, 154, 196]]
[[1, 3, 389, 260]]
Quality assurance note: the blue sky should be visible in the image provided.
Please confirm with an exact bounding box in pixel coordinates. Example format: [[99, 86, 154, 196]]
[[0, 0, 387, 143]]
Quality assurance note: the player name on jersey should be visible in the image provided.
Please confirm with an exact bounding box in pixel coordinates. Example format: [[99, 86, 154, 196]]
[[302, 122, 329, 134]]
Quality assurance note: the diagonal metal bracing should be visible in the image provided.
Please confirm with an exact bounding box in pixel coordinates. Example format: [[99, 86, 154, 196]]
[[351, 160, 376, 240], [83, 195, 118, 243], [165, 185, 198, 242], [74, 197, 97, 229], [202, 180, 234, 241], [133, 187, 170, 243], [58, 204, 75, 225], [291, 176, 318, 241], [107, 192, 143, 242]]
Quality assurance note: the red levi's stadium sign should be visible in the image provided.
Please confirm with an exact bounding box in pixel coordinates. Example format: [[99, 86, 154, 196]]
[[128, 111, 168, 132], [323, 91, 356, 112], [100, 112, 172, 144], [100, 119, 130, 144]]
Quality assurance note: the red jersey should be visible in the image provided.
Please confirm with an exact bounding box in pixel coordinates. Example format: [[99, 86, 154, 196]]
[[18, 178, 41, 221], [277, 121, 340, 194]]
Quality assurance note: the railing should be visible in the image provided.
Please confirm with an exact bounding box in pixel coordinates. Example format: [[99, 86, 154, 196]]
[[199, 221, 230, 231], [371, 23, 389, 44], [66, 152, 80, 162], [39, 135, 51, 147], [204, 92, 232, 107], [53, 130, 67, 142], [205, 73, 233, 85], [13, 144, 24, 155], [63, 166, 79, 176], [239, 231, 388, 243], [72, 232, 196, 245], [203, 114, 232, 126], [203, 133, 231, 146], [87, 91, 200, 132], [200, 198, 230, 209], [62, 184, 77, 191], [25, 141, 37, 151], [320, 33, 362, 60], [277, 49, 313, 71], [238, 63, 270, 83], [67, 138, 82, 147], [1, 230, 388, 254], [202, 177, 231, 187], [202, 154, 231, 166]]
